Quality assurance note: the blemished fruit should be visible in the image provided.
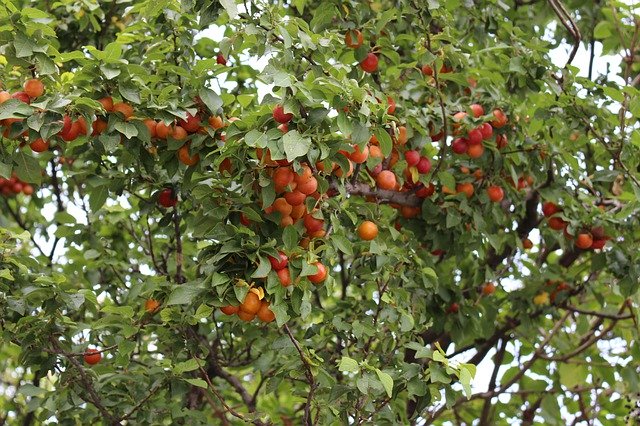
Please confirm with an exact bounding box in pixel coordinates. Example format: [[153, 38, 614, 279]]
[[482, 282, 496, 295], [84, 349, 102, 365], [268, 251, 288, 271], [145, 299, 160, 313], [496, 134, 508, 149], [221, 305, 239, 315], [24, 79, 45, 98], [345, 29, 364, 48], [575, 233, 593, 249], [273, 105, 293, 124], [360, 53, 378, 73], [257, 300, 275, 323], [158, 188, 177, 208], [487, 185, 504, 203], [376, 170, 396, 190], [357, 220, 378, 240], [240, 292, 261, 315], [308, 262, 327, 284]]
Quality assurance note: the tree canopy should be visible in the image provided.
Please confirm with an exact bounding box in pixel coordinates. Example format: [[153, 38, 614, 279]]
[[1, 0, 640, 424]]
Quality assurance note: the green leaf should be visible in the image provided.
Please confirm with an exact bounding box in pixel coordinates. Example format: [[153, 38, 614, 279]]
[[199, 87, 223, 113], [282, 130, 312, 161], [283, 226, 299, 251], [219, 0, 238, 19], [12, 152, 42, 184], [252, 255, 271, 278], [0, 99, 33, 120], [166, 283, 205, 305], [173, 359, 201, 374], [102, 305, 134, 318], [114, 121, 138, 139], [183, 378, 208, 389], [331, 234, 353, 255], [89, 185, 109, 212], [459, 365, 473, 398], [375, 369, 394, 397], [338, 356, 359, 372], [558, 362, 586, 389], [374, 128, 392, 157], [245, 130, 268, 148]]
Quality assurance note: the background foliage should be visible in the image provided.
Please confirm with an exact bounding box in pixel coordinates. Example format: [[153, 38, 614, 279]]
[[1, 0, 640, 424]]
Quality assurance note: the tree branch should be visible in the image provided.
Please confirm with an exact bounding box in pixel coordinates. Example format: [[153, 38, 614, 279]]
[[283, 324, 317, 426]]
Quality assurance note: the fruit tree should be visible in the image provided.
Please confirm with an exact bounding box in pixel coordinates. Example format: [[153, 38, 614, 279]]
[[1, 0, 640, 424]]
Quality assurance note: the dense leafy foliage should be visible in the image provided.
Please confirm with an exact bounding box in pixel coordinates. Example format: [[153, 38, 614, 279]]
[[1, 0, 640, 424]]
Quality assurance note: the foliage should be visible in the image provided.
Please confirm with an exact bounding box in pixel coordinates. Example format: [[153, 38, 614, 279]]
[[1, 0, 640, 424]]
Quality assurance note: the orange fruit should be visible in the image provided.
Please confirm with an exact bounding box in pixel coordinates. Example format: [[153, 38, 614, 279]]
[[357, 220, 378, 240], [240, 292, 261, 314], [257, 300, 276, 322]]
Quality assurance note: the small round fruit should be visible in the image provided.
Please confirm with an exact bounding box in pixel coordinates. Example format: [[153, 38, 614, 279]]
[[273, 105, 293, 124], [178, 144, 200, 166], [221, 305, 239, 315], [360, 53, 378, 73], [542, 202, 559, 217], [24, 79, 44, 98], [466, 143, 485, 159], [277, 268, 292, 287], [113, 102, 134, 119], [158, 188, 178, 208], [533, 292, 549, 306], [216, 53, 227, 65], [257, 300, 275, 323], [452, 138, 468, 155], [268, 251, 288, 271], [29, 138, 49, 153], [11, 91, 30, 104], [575, 233, 593, 249], [482, 282, 496, 295], [303, 214, 324, 233], [156, 122, 171, 139], [376, 170, 396, 190], [98, 97, 114, 112], [345, 29, 364, 48], [349, 145, 369, 164], [171, 125, 188, 140], [548, 217, 567, 231], [487, 185, 504, 203], [405, 150, 420, 167], [491, 109, 508, 128], [456, 182, 474, 198], [416, 157, 431, 174], [208, 115, 224, 129], [480, 123, 493, 139], [421, 64, 433, 76], [470, 103, 484, 118], [467, 128, 483, 145], [308, 262, 327, 284], [240, 292, 261, 315], [237, 310, 255, 322], [387, 96, 396, 115], [357, 220, 378, 241], [447, 303, 459, 314], [178, 113, 201, 133], [0, 91, 10, 103], [523, 238, 533, 249], [145, 299, 160, 313], [84, 349, 102, 365], [496, 134, 508, 149]]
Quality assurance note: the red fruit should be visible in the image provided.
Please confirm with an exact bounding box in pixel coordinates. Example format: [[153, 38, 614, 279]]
[[387, 96, 396, 115], [542, 202, 559, 217], [158, 188, 177, 208], [416, 183, 435, 198], [98, 97, 114, 112], [416, 157, 431, 174], [590, 239, 607, 249], [273, 105, 293, 124], [277, 268, 292, 287], [268, 251, 288, 271], [591, 226, 605, 239], [360, 53, 378, 73], [216, 53, 227, 65], [303, 214, 324, 233], [421, 64, 433, 76], [575, 233, 593, 250], [178, 113, 201, 133], [308, 262, 327, 284], [491, 109, 508, 128], [482, 282, 496, 295], [84, 349, 102, 365], [239, 213, 251, 226], [24, 79, 45, 98], [431, 249, 444, 256], [480, 123, 493, 140], [349, 145, 369, 164], [376, 170, 397, 190], [467, 128, 483, 145], [221, 305, 239, 315], [452, 138, 468, 155], [11, 91, 30, 104], [345, 29, 364, 48], [405, 150, 420, 167], [284, 190, 306, 206], [496, 134, 508, 149], [487, 185, 504, 203], [447, 303, 459, 314], [470, 104, 484, 118], [548, 217, 567, 231], [30, 138, 49, 153]]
